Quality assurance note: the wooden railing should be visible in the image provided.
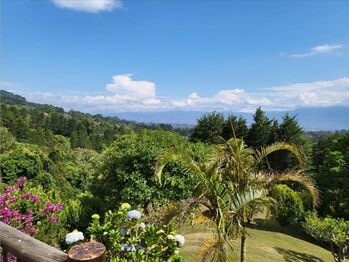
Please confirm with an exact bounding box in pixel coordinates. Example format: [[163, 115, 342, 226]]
[[0, 222, 105, 262]]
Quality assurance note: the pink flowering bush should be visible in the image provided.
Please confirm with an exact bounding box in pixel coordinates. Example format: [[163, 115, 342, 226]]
[[0, 177, 65, 261]]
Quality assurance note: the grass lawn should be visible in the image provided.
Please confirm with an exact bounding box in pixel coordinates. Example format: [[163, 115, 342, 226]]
[[179, 218, 347, 262]]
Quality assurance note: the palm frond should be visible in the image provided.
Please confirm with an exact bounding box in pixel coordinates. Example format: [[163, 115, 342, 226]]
[[254, 142, 306, 168], [155, 148, 203, 185], [263, 170, 319, 207], [200, 238, 236, 262]]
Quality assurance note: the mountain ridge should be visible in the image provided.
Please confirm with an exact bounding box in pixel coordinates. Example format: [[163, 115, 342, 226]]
[[115, 107, 349, 131], [1, 90, 348, 131]]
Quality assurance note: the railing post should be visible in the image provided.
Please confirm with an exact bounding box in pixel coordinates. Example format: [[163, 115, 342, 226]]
[[3, 248, 9, 262], [68, 242, 106, 262], [0, 222, 68, 262]]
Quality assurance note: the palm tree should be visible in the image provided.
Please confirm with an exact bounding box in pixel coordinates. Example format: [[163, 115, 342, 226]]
[[213, 138, 319, 262], [156, 138, 318, 262]]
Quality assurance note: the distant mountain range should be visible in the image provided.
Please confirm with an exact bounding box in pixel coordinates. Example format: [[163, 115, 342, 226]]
[[115, 107, 349, 131], [1, 90, 348, 131]]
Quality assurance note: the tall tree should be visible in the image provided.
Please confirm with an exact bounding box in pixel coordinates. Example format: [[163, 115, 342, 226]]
[[222, 114, 248, 140], [278, 114, 303, 144], [190, 112, 225, 144], [246, 108, 272, 148], [70, 123, 92, 149], [314, 132, 349, 219], [269, 114, 305, 170]]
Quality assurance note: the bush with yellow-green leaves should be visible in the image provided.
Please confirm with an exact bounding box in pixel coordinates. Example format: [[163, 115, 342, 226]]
[[87, 203, 184, 261]]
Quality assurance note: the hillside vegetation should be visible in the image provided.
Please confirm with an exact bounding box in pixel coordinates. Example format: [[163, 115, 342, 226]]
[[1, 91, 348, 261]]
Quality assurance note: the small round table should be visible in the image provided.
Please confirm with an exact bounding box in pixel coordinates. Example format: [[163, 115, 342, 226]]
[[68, 242, 106, 262]]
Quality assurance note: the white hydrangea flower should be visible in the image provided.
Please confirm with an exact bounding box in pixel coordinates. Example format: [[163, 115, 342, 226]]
[[127, 210, 142, 219], [175, 234, 185, 247], [139, 222, 146, 229], [65, 230, 84, 245]]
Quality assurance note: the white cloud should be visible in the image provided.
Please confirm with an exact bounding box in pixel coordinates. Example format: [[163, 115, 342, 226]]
[[20, 75, 349, 113], [51, 0, 122, 13], [106, 74, 156, 99], [289, 44, 343, 58], [266, 77, 349, 109]]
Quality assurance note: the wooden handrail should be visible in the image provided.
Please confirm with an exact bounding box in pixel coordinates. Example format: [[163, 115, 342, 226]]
[[0, 222, 68, 262]]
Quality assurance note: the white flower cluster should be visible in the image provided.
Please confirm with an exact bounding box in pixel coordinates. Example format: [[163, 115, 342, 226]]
[[127, 210, 142, 219], [167, 234, 185, 247], [65, 230, 84, 245], [175, 234, 185, 247]]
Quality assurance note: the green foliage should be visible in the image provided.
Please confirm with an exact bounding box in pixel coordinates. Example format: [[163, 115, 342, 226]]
[[246, 107, 272, 148], [303, 214, 349, 262], [270, 185, 304, 229], [0, 127, 16, 153], [313, 131, 349, 219], [88, 205, 184, 261], [0, 177, 67, 245], [268, 114, 307, 171], [190, 112, 225, 144], [93, 130, 197, 213], [0, 91, 192, 151], [0, 146, 45, 183], [222, 115, 248, 140], [157, 137, 316, 262]]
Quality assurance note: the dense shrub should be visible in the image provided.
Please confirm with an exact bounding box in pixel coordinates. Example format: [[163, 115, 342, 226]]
[[92, 130, 198, 212], [0, 177, 65, 261], [87, 204, 184, 261], [303, 214, 349, 262], [270, 185, 304, 230]]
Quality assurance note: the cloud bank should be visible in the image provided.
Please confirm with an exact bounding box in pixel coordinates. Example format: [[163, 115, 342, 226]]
[[289, 44, 343, 58], [20, 74, 349, 113], [51, 0, 122, 13]]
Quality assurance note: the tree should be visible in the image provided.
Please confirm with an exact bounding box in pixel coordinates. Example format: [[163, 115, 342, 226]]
[[156, 138, 318, 262], [246, 108, 272, 148], [190, 112, 225, 144], [0, 127, 16, 154], [92, 130, 196, 214], [222, 114, 248, 140], [211, 138, 317, 262], [270, 185, 304, 231], [314, 132, 349, 219], [70, 123, 92, 149], [0, 146, 45, 183], [269, 114, 305, 170], [303, 214, 349, 262]]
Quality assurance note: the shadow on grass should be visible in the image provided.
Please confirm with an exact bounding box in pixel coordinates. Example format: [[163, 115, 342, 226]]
[[249, 218, 314, 242], [275, 247, 325, 262]]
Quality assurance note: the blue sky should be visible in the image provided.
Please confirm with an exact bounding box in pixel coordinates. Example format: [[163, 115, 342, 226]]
[[1, 0, 349, 112]]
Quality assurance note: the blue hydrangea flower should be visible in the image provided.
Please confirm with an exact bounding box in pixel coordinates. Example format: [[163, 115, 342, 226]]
[[127, 210, 142, 219], [121, 244, 136, 252], [175, 234, 185, 247]]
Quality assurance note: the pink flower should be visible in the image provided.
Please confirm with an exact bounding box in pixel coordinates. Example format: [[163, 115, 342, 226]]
[[12, 210, 19, 217], [16, 177, 27, 189], [46, 202, 54, 212], [29, 227, 36, 236], [2, 207, 11, 217], [54, 203, 64, 212], [30, 195, 40, 203], [49, 216, 57, 224], [21, 194, 30, 200], [5, 186, 14, 194]]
